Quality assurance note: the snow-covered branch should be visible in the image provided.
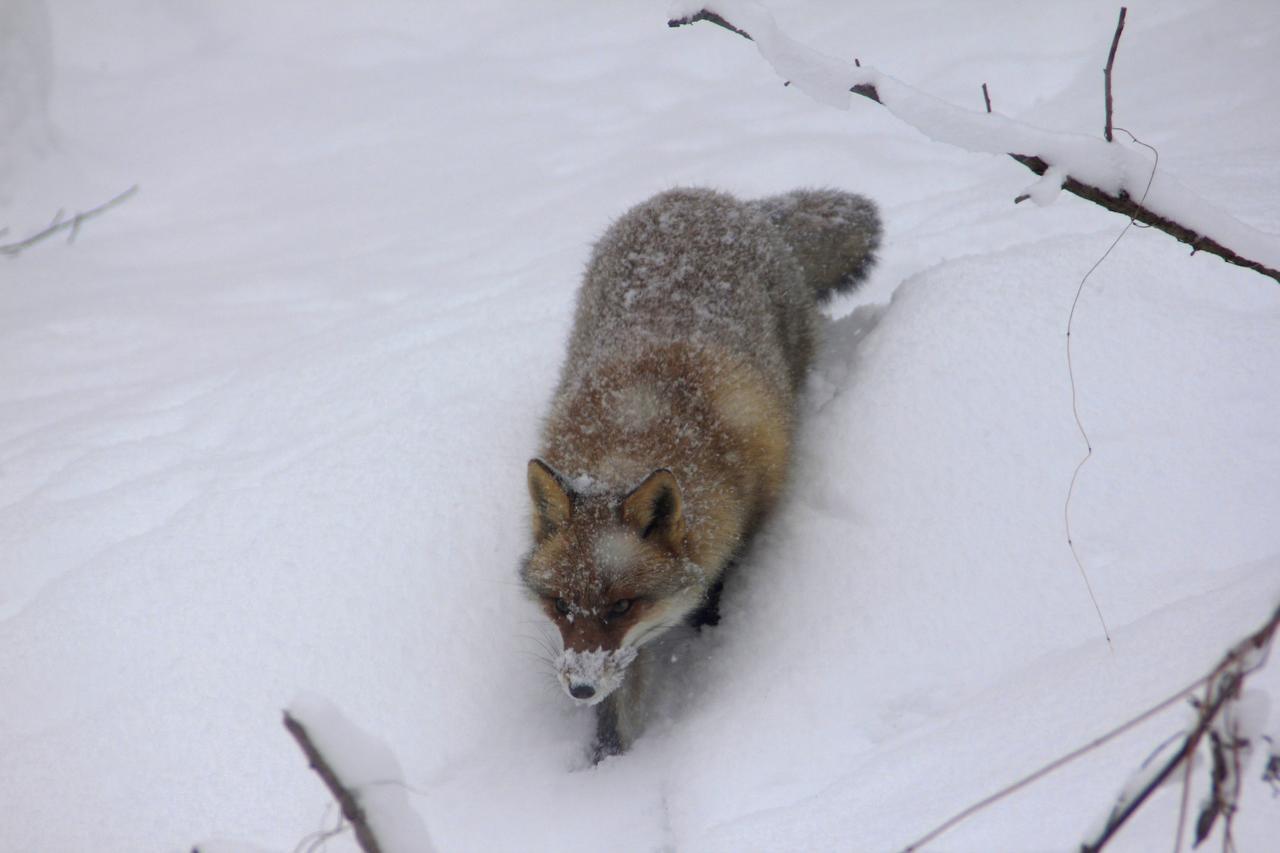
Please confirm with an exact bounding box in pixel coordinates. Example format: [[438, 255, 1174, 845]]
[[283, 695, 436, 853], [667, 1, 1280, 284]]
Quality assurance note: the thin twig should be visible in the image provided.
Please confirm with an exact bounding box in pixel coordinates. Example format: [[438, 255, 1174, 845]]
[[1170, 689, 1202, 853], [899, 603, 1280, 852], [1103, 8, 1128, 143], [900, 670, 1201, 852], [284, 711, 384, 853], [982, 82, 992, 114], [1081, 604, 1279, 852], [292, 803, 347, 853], [668, 11, 1280, 284], [1084, 682, 1213, 853], [0, 185, 139, 258]]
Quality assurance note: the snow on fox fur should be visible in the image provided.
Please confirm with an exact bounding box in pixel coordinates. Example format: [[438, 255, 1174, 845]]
[[521, 187, 880, 758]]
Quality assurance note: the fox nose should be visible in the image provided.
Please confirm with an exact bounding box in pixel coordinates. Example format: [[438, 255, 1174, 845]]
[[569, 683, 596, 700]]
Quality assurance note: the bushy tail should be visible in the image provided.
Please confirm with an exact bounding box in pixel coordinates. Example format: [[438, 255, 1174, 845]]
[[752, 189, 881, 302]]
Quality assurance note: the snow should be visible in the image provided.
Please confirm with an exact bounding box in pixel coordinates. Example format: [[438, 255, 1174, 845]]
[[0, 0, 52, 196], [2, 1, 1279, 851], [1024, 165, 1068, 207]]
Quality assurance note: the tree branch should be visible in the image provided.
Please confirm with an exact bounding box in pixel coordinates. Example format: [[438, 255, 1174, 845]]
[[0, 185, 138, 258], [894, 602, 1279, 852], [668, 7, 1280, 284], [284, 710, 386, 853], [1080, 603, 1279, 852]]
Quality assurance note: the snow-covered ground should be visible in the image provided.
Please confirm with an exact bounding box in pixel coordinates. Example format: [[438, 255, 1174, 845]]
[[2, 1, 1279, 850]]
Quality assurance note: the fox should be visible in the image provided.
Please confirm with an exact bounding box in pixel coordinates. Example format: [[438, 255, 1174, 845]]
[[521, 187, 880, 759]]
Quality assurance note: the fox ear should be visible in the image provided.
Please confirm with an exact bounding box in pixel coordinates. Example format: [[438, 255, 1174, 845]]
[[528, 459, 573, 543], [621, 469, 685, 552]]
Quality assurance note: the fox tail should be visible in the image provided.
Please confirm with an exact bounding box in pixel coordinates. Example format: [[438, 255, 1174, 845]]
[[752, 189, 882, 302]]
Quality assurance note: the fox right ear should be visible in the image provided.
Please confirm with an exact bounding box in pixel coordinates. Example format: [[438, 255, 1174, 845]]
[[621, 468, 685, 553], [528, 459, 573, 543]]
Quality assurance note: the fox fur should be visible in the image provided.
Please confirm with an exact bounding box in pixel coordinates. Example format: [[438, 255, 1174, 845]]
[[521, 187, 880, 758]]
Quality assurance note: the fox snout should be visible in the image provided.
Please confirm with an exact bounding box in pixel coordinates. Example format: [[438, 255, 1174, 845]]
[[556, 646, 637, 706]]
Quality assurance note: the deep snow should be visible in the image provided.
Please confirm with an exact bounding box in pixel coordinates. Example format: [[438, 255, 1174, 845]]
[[2, 1, 1279, 851]]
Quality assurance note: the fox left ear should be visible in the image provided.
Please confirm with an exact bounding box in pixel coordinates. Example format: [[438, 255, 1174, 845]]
[[621, 469, 685, 552], [528, 458, 573, 543]]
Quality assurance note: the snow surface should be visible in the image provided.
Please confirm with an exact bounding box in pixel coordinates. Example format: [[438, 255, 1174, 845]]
[[2, 1, 1279, 851]]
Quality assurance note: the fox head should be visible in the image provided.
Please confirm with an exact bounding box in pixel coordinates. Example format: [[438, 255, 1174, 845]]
[[520, 458, 706, 705]]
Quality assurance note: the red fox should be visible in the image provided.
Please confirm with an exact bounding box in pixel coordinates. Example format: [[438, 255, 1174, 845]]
[[521, 187, 880, 758]]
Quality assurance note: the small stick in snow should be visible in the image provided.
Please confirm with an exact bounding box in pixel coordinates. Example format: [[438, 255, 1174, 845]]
[[283, 711, 385, 853], [1080, 649, 1261, 853], [899, 602, 1280, 852], [0, 185, 139, 258], [982, 82, 992, 114], [1103, 8, 1128, 143]]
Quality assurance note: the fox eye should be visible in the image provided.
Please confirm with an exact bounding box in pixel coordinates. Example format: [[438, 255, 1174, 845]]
[[609, 599, 632, 616], [554, 598, 571, 615]]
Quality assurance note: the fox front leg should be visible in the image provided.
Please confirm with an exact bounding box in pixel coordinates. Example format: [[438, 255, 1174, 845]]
[[591, 646, 650, 762], [592, 696, 624, 762]]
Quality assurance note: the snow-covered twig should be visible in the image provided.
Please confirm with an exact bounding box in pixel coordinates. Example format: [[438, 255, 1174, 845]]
[[896, 602, 1280, 852], [667, 3, 1280, 284], [283, 695, 437, 853], [0, 184, 139, 258]]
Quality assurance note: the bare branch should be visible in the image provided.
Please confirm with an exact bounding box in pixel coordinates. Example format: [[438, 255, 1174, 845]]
[[0, 185, 139, 258], [284, 710, 385, 853], [668, 9, 1280, 284], [1103, 8, 1128, 143], [1081, 603, 1278, 851], [896, 602, 1280, 852]]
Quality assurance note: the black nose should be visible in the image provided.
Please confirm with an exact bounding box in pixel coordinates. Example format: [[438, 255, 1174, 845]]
[[569, 683, 596, 700]]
